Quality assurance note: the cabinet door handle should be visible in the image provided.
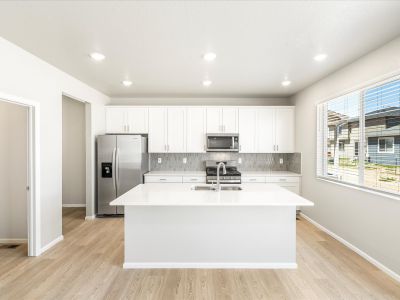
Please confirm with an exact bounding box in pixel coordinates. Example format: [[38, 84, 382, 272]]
[[159, 178, 167, 181]]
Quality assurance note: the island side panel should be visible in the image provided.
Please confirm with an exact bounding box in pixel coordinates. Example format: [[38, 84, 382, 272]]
[[124, 206, 296, 268]]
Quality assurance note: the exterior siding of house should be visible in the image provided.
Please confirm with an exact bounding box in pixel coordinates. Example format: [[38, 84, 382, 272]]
[[367, 136, 400, 165]]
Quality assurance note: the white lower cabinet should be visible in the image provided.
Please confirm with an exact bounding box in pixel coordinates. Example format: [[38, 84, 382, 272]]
[[242, 176, 300, 195], [145, 175, 205, 183], [182, 176, 206, 183], [145, 176, 183, 183]]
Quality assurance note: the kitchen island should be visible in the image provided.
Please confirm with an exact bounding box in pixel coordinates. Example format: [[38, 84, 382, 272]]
[[110, 183, 313, 269]]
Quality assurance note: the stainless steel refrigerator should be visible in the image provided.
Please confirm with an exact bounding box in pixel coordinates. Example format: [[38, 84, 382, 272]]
[[96, 135, 148, 215]]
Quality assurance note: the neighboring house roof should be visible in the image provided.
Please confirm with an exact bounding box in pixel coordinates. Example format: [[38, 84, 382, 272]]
[[328, 107, 400, 125]]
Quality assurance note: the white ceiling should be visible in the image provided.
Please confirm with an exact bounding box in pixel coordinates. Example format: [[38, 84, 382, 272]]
[[0, 1, 400, 98]]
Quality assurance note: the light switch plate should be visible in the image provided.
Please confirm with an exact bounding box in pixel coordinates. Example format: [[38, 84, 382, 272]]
[[183, 157, 187, 164], [279, 158, 283, 164], [238, 157, 242, 164], [158, 157, 162, 164]]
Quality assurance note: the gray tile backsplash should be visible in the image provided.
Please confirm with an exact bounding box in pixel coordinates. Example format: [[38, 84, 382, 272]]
[[149, 153, 301, 173]]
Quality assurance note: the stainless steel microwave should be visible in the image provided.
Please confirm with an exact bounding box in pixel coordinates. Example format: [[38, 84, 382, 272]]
[[206, 134, 239, 152]]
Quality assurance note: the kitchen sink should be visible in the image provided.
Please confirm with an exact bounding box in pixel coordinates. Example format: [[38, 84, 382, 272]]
[[221, 186, 242, 191], [192, 185, 242, 191], [192, 185, 215, 191]]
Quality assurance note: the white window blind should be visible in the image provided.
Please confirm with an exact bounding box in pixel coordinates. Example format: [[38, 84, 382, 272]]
[[317, 76, 400, 195]]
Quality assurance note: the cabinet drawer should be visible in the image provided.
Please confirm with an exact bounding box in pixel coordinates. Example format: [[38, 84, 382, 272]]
[[242, 176, 266, 183], [265, 176, 300, 183], [182, 176, 206, 183], [145, 176, 183, 183]]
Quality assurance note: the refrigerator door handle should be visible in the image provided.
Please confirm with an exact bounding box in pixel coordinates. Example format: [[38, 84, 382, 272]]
[[116, 147, 120, 191], [112, 147, 117, 192]]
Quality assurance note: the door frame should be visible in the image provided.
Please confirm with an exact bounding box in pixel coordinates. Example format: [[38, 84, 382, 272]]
[[62, 93, 94, 219], [0, 92, 41, 256]]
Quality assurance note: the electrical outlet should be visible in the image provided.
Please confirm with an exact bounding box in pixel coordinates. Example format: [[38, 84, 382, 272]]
[[183, 157, 187, 164], [158, 157, 162, 164], [238, 157, 242, 164], [279, 158, 283, 164]]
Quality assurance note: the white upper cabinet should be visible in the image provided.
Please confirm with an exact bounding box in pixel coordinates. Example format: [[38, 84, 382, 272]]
[[148, 107, 167, 153], [126, 107, 148, 133], [148, 107, 186, 153], [167, 107, 186, 153], [106, 106, 148, 134], [222, 107, 239, 133], [275, 107, 295, 153], [257, 108, 275, 153], [186, 107, 206, 153], [238, 108, 257, 153], [238, 106, 294, 153], [105, 107, 126, 133], [107, 105, 294, 154], [206, 107, 238, 133], [206, 107, 222, 133]]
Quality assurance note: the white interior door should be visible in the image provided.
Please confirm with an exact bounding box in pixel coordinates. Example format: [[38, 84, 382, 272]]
[[257, 108, 275, 153], [222, 107, 238, 133], [206, 107, 222, 133], [167, 107, 186, 153], [126, 107, 148, 133], [105, 107, 126, 133], [275, 108, 295, 153], [239, 108, 256, 152], [186, 107, 206, 153], [148, 107, 166, 153]]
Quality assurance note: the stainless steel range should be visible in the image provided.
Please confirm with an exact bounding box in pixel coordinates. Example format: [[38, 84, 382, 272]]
[[206, 160, 241, 184]]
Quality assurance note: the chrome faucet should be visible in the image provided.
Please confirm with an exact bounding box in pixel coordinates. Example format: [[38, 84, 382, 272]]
[[215, 162, 227, 191]]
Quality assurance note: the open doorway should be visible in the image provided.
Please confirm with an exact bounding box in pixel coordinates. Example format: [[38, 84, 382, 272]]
[[62, 95, 87, 235], [0, 100, 29, 256]]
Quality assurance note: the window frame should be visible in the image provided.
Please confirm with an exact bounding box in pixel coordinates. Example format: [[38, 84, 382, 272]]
[[316, 74, 400, 197], [377, 137, 395, 154]]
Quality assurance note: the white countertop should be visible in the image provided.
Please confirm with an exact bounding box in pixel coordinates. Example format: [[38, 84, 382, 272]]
[[144, 170, 301, 177], [110, 183, 313, 207]]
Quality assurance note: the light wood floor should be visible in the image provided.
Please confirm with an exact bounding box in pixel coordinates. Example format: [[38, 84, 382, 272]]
[[0, 208, 399, 299]]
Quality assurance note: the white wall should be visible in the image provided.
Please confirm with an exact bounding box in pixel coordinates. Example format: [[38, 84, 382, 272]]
[[0, 37, 109, 249], [62, 96, 86, 206], [290, 36, 400, 276], [0, 101, 28, 241], [111, 97, 290, 106]]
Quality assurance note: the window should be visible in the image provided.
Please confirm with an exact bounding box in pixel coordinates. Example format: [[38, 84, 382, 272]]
[[378, 137, 394, 153], [354, 141, 359, 156], [339, 141, 345, 151], [317, 77, 400, 195]]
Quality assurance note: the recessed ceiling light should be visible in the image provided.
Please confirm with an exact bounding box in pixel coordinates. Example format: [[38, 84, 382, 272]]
[[314, 53, 328, 62], [89, 52, 105, 61], [203, 52, 217, 62], [122, 80, 133, 87], [203, 79, 212, 87], [281, 80, 291, 87]]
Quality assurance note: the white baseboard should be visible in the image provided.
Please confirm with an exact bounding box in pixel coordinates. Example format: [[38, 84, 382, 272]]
[[300, 213, 400, 283], [123, 262, 297, 269], [62, 204, 86, 207], [0, 238, 27, 244], [85, 215, 96, 220], [40, 235, 64, 254]]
